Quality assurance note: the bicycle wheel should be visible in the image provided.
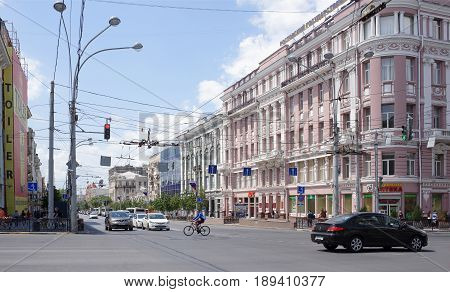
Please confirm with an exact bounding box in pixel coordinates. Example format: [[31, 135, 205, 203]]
[[183, 225, 195, 236], [200, 226, 210, 236]]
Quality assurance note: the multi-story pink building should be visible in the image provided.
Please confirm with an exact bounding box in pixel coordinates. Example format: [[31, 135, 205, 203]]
[[181, 0, 450, 220]]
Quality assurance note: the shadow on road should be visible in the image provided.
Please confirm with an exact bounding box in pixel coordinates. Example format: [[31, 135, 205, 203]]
[[318, 248, 435, 254]]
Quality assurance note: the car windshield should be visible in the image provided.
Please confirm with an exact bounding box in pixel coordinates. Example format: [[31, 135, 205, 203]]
[[91, 211, 98, 215], [324, 214, 353, 224], [110, 212, 129, 218], [137, 214, 146, 219], [149, 214, 165, 219]]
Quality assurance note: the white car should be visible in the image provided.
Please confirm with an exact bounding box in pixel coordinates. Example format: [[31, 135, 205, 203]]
[[89, 211, 99, 219], [133, 213, 147, 228], [143, 213, 170, 231]]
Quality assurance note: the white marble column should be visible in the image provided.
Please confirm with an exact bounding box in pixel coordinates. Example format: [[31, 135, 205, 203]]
[[423, 58, 433, 130], [324, 157, 330, 181], [258, 109, 263, 155], [423, 16, 428, 37], [429, 16, 433, 38], [399, 12, 405, 34], [394, 11, 399, 34], [359, 22, 364, 41], [273, 102, 279, 151], [443, 20, 449, 41]]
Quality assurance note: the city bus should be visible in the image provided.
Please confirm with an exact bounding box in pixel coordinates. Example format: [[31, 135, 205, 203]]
[[126, 207, 148, 214]]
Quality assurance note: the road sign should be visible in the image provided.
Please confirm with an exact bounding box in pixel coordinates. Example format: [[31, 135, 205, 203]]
[[297, 186, 305, 194], [196, 197, 203, 203], [208, 165, 217, 174], [28, 182, 38, 192], [289, 167, 298, 176], [243, 167, 252, 176], [298, 195, 305, 202], [100, 156, 111, 166], [62, 193, 69, 200]]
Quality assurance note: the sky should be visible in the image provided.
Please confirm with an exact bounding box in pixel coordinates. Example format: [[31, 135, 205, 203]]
[[0, 0, 334, 193]]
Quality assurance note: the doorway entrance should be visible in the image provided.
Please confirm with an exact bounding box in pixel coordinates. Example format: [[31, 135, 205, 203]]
[[379, 199, 400, 217]]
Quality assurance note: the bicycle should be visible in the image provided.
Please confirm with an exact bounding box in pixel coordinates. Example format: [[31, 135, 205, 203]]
[[183, 222, 210, 236]]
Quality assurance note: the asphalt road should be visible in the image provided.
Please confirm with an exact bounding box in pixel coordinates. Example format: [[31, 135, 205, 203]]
[[1, 215, 449, 272]]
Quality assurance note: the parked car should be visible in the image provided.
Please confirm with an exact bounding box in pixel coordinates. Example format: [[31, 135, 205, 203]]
[[133, 213, 147, 228], [89, 211, 99, 219], [311, 213, 428, 252], [142, 213, 170, 231], [105, 211, 133, 231]]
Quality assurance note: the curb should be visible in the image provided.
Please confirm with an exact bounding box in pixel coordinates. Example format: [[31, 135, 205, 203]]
[[0, 232, 67, 235]]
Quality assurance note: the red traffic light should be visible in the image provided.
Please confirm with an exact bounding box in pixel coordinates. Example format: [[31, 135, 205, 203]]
[[105, 123, 110, 129]]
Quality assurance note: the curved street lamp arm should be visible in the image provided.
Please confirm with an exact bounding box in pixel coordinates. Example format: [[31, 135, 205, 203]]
[[79, 24, 112, 58], [79, 46, 134, 72]]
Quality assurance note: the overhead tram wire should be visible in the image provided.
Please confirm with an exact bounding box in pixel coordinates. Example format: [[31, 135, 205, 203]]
[[89, 0, 320, 14]]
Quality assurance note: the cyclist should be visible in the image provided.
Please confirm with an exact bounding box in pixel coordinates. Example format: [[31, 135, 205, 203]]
[[192, 211, 206, 233]]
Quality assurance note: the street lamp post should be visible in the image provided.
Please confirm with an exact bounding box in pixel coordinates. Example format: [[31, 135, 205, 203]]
[[53, 1, 143, 232]]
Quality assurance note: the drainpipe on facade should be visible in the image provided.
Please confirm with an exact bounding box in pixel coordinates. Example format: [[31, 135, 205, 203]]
[[417, 1, 424, 210]]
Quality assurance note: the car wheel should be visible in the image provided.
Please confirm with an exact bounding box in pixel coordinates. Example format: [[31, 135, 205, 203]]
[[383, 246, 392, 251], [130, 226, 133, 231], [409, 236, 423, 252], [105, 225, 108, 231], [347, 236, 364, 253], [323, 243, 338, 251], [166, 228, 170, 231]]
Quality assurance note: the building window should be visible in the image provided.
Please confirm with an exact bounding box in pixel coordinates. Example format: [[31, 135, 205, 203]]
[[308, 88, 313, 108], [407, 104, 414, 130], [299, 162, 305, 183], [262, 79, 266, 93], [364, 153, 371, 177], [382, 104, 395, 128], [432, 106, 441, 128], [407, 153, 415, 176], [290, 96, 295, 112], [317, 47, 322, 63], [308, 125, 314, 145], [343, 156, 350, 179], [363, 62, 370, 86], [433, 61, 442, 85], [319, 158, 326, 181], [329, 119, 334, 137], [342, 70, 349, 93], [319, 122, 324, 143], [299, 128, 304, 147], [363, 20, 371, 39], [308, 160, 314, 182], [299, 92, 304, 112], [434, 154, 444, 177], [342, 113, 350, 130], [433, 18, 442, 39], [290, 130, 295, 150], [318, 83, 324, 104], [269, 76, 274, 90], [382, 57, 394, 81], [382, 153, 395, 176], [406, 57, 414, 82], [276, 71, 281, 86], [403, 15, 414, 34], [363, 107, 371, 131], [307, 52, 312, 68], [380, 15, 394, 35]]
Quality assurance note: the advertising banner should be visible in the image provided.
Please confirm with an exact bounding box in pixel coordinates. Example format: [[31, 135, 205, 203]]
[[3, 47, 14, 214]]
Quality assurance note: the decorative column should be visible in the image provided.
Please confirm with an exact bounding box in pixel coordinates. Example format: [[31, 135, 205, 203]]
[[349, 70, 357, 129], [273, 102, 279, 151], [201, 135, 205, 189], [254, 195, 258, 218], [446, 61, 450, 129], [280, 97, 286, 153], [424, 58, 433, 130], [359, 22, 364, 41], [258, 109, 263, 155], [375, 14, 380, 36], [208, 198, 212, 217], [325, 157, 330, 181], [399, 11, 405, 34], [394, 11, 399, 34], [429, 16, 433, 38], [443, 20, 449, 41], [265, 106, 270, 152], [423, 16, 428, 37], [313, 159, 318, 182]]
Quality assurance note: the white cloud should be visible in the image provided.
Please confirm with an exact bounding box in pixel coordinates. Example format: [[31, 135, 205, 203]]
[[196, 80, 225, 109], [25, 57, 47, 101], [194, 0, 333, 110]]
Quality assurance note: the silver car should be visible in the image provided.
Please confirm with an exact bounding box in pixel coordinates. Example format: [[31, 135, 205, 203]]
[[133, 213, 147, 228], [105, 211, 133, 231], [142, 213, 170, 231]]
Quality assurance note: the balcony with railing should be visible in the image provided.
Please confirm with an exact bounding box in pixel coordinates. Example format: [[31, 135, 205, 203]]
[[281, 59, 329, 88], [227, 97, 256, 115], [424, 129, 450, 142]]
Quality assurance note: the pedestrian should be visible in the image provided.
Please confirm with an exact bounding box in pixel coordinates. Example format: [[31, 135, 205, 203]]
[[13, 210, 19, 219], [307, 210, 313, 227], [20, 210, 26, 218], [319, 209, 326, 219], [271, 210, 275, 218], [0, 207, 7, 219], [398, 210, 404, 220], [26, 210, 31, 219]]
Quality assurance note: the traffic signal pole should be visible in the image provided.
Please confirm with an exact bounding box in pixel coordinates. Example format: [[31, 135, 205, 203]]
[[48, 81, 55, 219]]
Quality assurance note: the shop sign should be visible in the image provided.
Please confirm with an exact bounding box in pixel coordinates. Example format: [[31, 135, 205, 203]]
[[247, 191, 255, 198], [380, 183, 402, 193]]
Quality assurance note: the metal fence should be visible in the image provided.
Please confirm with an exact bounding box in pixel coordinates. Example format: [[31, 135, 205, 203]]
[[0, 218, 70, 232], [224, 217, 239, 224]]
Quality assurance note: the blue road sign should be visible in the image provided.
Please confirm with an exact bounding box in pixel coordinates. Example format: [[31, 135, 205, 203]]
[[208, 165, 217, 174], [28, 182, 38, 192], [62, 194, 69, 200], [196, 197, 203, 203], [297, 186, 305, 194], [288, 167, 298, 176], [243, 167, 252, 176], [298, 195, 305, 202]]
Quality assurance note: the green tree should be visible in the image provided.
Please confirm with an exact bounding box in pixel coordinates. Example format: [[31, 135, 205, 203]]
[[88, 195, 111, 208]]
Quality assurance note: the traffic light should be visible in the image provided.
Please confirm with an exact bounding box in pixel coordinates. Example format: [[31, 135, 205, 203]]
[[378, 176, 383, 190], [401, 126, 407, 141], [104, 123, 110, 140]]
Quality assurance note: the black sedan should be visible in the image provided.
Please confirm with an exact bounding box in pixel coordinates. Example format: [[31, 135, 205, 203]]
[[311, 213, 428, 252]]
